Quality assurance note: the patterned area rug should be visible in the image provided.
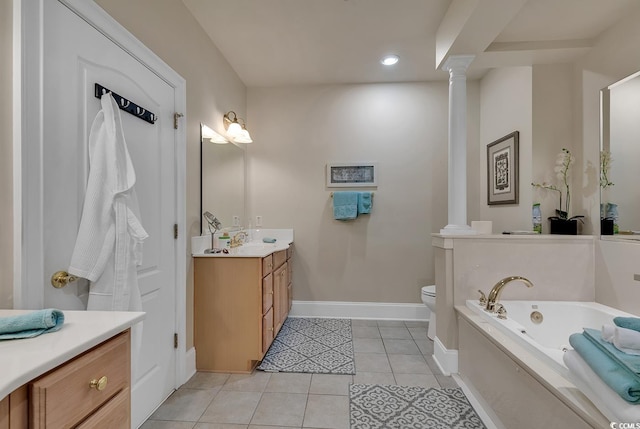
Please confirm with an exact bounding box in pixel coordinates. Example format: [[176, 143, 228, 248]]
[[350, 384, 486, 429], [257, 317, 355, 374]]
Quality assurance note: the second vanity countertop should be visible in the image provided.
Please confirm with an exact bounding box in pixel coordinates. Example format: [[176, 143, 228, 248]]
[[192, 228, 293, 258], [0, 310, 145, 401]]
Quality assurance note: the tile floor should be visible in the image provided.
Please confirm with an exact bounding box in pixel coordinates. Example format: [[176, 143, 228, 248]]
[[141, 319, 458, 429]]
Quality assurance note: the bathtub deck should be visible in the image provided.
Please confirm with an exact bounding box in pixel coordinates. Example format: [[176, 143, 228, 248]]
[[455, 305, 609, 428]]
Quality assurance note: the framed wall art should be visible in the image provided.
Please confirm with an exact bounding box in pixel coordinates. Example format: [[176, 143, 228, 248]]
[[326, 162, 378, 187], [487, 131, 519, 205]]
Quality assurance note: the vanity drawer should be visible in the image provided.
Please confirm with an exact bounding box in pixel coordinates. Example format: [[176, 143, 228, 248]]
[[30, 330, 130, 428], [262, 255, 273, 276], [262, 273, 273, 314], [262, 307, 274, 354], [273, 250, 287, 270], [76, 387, 129, 429]]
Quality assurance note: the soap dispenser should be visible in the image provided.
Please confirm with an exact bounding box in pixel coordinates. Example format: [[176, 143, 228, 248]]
[[217, 232, 231, 249]]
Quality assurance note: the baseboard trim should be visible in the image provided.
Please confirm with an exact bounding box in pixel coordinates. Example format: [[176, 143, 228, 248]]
[[290, 300, 429, 321], [183, 347, 196, 386], [453, 373, 504, 429], [433, 336, 458, 376]]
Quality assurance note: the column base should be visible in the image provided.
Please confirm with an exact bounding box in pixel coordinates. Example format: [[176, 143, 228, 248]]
[[439, 224, 476, 235]]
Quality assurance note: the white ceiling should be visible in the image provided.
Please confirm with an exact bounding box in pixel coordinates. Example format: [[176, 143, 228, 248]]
[[182, 0, 638, 87]]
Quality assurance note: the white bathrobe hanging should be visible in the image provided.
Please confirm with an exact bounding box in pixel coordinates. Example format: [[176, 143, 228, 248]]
[[69, 93, 148, 312]]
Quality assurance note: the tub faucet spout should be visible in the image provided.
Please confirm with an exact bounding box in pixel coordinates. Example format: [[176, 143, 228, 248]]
[[485, 276, 533, 312]]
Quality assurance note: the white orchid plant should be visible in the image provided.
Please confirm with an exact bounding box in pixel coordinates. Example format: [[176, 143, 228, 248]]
[[531, 148, 584, 221], [600, 149, 614, 189]]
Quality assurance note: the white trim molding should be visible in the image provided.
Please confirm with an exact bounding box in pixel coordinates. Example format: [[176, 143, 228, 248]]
[[433, 336, 458, 376], [184, 347, 197, 385], [290, 300, 429, 321]]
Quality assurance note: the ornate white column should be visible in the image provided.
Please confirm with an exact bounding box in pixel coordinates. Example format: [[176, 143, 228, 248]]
[[440, 55, 475, 235]]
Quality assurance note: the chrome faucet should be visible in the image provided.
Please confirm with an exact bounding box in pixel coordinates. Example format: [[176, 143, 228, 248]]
[[485, 276, 533, 312], [229, 231, 248, 248]]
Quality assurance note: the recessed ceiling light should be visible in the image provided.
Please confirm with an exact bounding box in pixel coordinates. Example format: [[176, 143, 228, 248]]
[[381, 55, 399, 66]]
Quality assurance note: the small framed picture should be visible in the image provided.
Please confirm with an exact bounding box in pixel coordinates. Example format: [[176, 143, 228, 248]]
[[326, 162, 378, 188], [487, 131, 519, 205]]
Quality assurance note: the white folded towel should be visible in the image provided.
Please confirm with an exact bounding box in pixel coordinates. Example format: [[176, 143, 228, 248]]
[[614, 326, 640, 356], [602, 324, 615, 343], [563, 349, 640, 423]]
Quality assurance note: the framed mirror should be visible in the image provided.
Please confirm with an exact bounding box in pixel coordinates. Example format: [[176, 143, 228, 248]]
[[600, 70, 640, 239], [200, 123, 246, 235]]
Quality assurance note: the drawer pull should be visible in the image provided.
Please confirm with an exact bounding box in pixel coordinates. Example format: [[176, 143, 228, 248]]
[[90, 376, 108, 391]]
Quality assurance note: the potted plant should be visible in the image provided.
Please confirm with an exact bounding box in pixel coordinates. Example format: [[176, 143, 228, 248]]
[[532, 148, 584, 234], [600, 149, 615, 235]]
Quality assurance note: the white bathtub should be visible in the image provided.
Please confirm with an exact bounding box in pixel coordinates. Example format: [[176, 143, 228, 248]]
[[465, 299, 636, 377]]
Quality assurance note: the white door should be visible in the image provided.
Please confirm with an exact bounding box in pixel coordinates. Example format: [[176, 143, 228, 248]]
[[39, 1, 178, 426]]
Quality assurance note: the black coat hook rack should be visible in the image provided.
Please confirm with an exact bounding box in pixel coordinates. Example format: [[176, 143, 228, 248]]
[[94, 83, 157, 125]]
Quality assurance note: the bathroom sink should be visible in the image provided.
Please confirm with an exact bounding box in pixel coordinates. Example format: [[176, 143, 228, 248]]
[[228, 243, 279, 256]]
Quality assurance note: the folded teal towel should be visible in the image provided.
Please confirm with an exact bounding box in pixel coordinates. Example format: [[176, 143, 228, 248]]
[[357, 192, 372, 214], [0, 309, 65, 341], [263, 237, 276, 243], [333, 191, 358, 220], [583, 328, 640, 374], [615, 317, 640, 333], [570, 332, 640, 402]]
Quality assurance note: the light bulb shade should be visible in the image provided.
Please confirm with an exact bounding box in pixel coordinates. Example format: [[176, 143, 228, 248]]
[[226, 121, 243, 137], [233, 129, 253, 143]]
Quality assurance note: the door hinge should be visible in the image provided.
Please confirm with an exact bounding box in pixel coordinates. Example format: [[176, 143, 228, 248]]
[[174, 223, 178, 239], [173, 112, 184, 129], [174, 333, 178, 349]]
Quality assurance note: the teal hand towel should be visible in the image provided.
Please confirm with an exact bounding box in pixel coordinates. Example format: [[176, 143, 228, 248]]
[[583, 328, 640, 374], [357, 192, 372, 214], [333, 191, 358, 220], [0, 309, 65, 341], [614, 316, 640, 333], [570, 332, 640, 403]]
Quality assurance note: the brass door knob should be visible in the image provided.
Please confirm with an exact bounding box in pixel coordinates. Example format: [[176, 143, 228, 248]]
[[90, 376, 108, 391], [51, 271, 79, 288]]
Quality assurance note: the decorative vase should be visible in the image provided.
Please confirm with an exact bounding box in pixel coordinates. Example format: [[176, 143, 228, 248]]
[[549, 218, 578, 235]]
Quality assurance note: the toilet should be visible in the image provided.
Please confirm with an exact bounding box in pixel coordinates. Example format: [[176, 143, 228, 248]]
[[421, 285, 436, 340]]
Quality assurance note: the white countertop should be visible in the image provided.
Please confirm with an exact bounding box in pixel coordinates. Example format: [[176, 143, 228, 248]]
[[0, 310, 144, 400], [192, 228, 294, 258]]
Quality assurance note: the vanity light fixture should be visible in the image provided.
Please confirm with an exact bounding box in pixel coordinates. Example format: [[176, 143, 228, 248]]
[[201, 124, 229, 144], [223, 111, 253, 143], [381, 54, 399, 66]]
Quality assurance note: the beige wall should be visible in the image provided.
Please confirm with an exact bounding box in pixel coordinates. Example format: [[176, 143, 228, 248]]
[[0, 0, 12, 309], [532, 64, 577, 230], [479, 66, 533, 233], [247, 82, 477, 303], [95, 0, 246, 348]]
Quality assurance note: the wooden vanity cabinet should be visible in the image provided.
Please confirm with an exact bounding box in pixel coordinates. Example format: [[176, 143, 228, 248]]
[[0, 386, 26, 429], [194, 245, 293, 373], [0, 330, 130, 429]]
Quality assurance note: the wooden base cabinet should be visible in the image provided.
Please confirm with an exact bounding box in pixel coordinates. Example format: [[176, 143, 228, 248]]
[[194, 246, 293, 373], [0, 330, 131, 429]]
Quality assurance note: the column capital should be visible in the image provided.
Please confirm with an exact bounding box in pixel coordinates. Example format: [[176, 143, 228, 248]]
[[441, 55, 475, 74]]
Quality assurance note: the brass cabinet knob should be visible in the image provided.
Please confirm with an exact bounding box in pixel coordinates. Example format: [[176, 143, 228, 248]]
[[90, 376, 108, 391], [51, 271, 79, 288]]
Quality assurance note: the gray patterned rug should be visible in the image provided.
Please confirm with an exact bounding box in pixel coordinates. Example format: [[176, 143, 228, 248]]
[[350, 384, 486, 429], [257, 317, 355, 374]]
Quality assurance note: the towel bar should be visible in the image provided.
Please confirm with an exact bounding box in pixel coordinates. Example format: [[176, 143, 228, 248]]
[[330, 192, 374, 198]]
